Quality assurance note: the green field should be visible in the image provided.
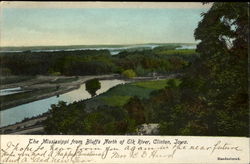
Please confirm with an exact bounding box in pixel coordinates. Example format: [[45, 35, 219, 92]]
[[131, 79, 181, 90], [156, 49, 196, 55], [101, 96, 131, 107], [85, 79, 181, 108]]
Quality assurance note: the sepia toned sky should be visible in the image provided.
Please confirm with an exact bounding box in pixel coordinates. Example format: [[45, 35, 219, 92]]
[[0, 2, 211, 47]]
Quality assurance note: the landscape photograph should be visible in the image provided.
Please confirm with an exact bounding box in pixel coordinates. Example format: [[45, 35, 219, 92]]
[[0, 2, 248, 136]]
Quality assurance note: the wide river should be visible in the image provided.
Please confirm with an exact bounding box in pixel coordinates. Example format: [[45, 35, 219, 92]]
[[0, 79, 126, 127]]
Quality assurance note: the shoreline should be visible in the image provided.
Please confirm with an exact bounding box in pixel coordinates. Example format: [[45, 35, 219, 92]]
[[0, 74, 119, 111]]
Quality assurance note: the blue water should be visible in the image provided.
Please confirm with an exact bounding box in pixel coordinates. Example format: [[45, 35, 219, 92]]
[[0, 79, 125, 127]]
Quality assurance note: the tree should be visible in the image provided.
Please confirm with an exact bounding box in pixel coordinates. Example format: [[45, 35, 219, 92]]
[[145, 2, 249, 136], [123, 96, 145, 125], [191, 2, 249, 136], [122, 69, 137, 78], [85, 78, 101, 97]]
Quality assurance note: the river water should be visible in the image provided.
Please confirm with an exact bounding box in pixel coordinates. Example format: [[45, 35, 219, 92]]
[[0, 79, 126, 127], [176, 45, 196, 49]]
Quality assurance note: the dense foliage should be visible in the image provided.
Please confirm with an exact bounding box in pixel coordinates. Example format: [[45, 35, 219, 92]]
[[0, 46, 195, 76], [142, 2, 249, 136], [44, 100, 139, 135]]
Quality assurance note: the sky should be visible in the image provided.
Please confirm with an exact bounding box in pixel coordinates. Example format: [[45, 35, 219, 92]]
[[0, 3, 211, 47]]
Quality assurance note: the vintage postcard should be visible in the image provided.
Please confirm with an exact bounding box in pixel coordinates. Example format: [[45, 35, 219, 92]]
[[0, 1, 249, 164]]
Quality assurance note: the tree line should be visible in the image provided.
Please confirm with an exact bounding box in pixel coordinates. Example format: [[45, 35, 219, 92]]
[[0, 47, 196, 77]]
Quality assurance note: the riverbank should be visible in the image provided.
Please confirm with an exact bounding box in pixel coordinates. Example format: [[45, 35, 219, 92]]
[[0, 74, 119, 110], [0, 73, 182, 134], [0, 114, 47, 134]]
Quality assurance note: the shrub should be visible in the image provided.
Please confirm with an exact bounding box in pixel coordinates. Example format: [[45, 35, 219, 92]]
[[122, 69, 137, 78]]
